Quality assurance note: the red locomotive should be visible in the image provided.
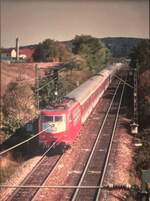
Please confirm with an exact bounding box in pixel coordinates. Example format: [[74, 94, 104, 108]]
[[38, 63, 123, 151]]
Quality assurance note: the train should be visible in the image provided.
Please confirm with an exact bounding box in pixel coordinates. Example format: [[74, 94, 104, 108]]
[[38, 63, 123, 151]]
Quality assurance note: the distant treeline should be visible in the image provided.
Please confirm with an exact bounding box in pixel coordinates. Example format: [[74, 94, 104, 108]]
[[64, 37, 147, 58], [20, 37, 147, 59], [101, 37, 146, 58]]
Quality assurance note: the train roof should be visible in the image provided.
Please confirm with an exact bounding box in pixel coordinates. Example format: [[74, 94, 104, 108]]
[[66, 65, 117, 104], [40, 98, 77, 114]]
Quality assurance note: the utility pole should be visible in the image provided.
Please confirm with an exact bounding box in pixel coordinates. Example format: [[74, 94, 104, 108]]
[[16, 37, 19, 62], [141, 170, 150, 201], [53, 69, 59, 102], [134, 69, 138, 124], [130, 68, 139, 134], [35, 64, 39, 109]]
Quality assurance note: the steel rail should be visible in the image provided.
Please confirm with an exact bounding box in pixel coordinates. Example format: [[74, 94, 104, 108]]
[[30, 153, 65, 201], [71, 79, 122, 201], [95, 76, 127, 201], [15, 141, 57, 185], [0, 185, 106, 189], [2, 143, 56, 199], [1, 184, 132, 190]]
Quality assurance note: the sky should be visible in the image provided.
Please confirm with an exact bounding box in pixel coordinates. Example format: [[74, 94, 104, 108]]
[[1, 0, 149, 48]]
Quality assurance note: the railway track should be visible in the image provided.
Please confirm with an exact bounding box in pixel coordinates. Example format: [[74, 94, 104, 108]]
[[6, 143, 63, 201], [69, 75, 127, 201]]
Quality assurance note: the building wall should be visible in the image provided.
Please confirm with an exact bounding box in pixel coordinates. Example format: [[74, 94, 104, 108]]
[[11, 49, 16, 58]]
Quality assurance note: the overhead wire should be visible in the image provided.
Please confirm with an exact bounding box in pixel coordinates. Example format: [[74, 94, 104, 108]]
[[35, 68, 65, 92], [35, 77, 57, 92], [0, 183, 143, 192], [0, 125, 52, 156]]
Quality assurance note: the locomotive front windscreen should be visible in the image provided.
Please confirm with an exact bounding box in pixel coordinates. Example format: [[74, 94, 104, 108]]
[[41, 115, 66, 133]]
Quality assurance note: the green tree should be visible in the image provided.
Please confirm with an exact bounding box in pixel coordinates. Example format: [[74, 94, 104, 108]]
[[130, 40, 150, 72], [72, 35, 110, 73], [38, 77, 56, 107], [33, 39, 71, 62], [2, 82, 37, 135], [64, 55, 87, 72], [38, 73, 68, 107]]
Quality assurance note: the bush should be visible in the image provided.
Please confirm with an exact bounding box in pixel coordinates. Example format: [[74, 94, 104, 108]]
[[2, 82, 37, 136], [32, 39, 71, 62]]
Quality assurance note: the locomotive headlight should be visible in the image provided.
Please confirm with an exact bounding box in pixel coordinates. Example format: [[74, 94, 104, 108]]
[[54, 91, 58, 96], [48, 123, 55, 127], [48, 123, 57, 132]]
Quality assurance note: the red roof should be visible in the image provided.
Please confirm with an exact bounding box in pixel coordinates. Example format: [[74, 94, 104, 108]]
[[19, 48, 34, 58]]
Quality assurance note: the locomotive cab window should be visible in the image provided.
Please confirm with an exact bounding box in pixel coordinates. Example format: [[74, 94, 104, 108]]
[[41, 114, 66, 133], [41, 115, 64, 122], [55, 116, 63, 122], [42, 116, 53, 122]]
